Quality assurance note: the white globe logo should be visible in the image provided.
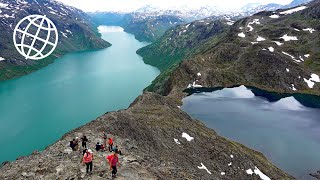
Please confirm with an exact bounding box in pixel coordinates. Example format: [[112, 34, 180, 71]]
[[13, 15, 58, 60]]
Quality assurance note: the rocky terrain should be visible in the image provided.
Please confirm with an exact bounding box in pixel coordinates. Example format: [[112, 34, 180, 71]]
[[0, 92, 293, 179], [1, 1, 319, 180], [0, 0, 111, 81], [139, 0, 320, 96]]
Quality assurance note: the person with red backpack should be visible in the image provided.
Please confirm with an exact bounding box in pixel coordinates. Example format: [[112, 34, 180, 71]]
[[106, 152, 120, 178], [82, 149, 94, 174]]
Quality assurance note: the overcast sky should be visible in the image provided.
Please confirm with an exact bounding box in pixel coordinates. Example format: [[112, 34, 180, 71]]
[[56, 0, 293, 12]]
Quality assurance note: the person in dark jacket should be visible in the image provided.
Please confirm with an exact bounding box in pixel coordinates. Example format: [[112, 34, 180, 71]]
[[81, 135, 88, 148]]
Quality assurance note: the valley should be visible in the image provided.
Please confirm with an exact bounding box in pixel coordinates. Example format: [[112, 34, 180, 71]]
[[0, 0, 320, 179], [0, 26, 159, 163]]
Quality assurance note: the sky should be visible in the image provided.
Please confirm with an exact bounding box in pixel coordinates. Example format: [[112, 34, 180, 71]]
[[56, 0, 293, 12]]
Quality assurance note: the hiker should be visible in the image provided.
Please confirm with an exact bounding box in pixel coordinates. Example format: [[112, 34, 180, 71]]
[[81, 135, 88, 148], [83, 149, 94, 174], [70, 138, 78, 151], [70, 139, 76, 150], [102, 131, 107, 147], [112, 145, 122, 155], [109, 152, 120, 178], [82, 148, 88, 155], [108, 138, 113, 152], [95, 142, 104, 151]]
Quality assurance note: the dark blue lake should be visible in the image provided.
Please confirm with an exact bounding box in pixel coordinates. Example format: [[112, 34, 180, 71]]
[[182, 85, 320, 179]]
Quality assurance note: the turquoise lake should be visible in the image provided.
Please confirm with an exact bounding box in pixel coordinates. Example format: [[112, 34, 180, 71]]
[[182, 85, 320, 179], [0, 26, 159, 163]]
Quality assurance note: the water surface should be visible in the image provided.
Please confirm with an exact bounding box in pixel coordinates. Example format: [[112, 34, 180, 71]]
[[182, 86, 320, 179], [0, 26, 159, 163]]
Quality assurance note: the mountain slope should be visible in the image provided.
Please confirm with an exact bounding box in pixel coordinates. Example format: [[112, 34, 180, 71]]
[[0, 92, 293, 179], [140, 1, 320, 96], [123, 14, 185, 42], [0, 0, 111, 81], [137, 18, 229, 72]]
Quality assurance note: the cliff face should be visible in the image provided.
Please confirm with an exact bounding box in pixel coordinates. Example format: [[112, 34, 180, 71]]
[[0, 92, 292, 179]]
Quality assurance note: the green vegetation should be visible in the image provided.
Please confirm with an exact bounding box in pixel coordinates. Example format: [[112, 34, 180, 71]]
[[138, 2, 320, 95]]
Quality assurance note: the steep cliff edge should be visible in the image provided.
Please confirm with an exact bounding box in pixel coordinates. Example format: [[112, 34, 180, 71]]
[[0, 92, 292, 179]]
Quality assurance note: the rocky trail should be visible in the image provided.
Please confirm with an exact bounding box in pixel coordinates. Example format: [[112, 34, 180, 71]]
[[0, 92, 293, 179]]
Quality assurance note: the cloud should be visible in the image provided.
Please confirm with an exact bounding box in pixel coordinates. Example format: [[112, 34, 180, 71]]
[[56, 0, 292, 12]]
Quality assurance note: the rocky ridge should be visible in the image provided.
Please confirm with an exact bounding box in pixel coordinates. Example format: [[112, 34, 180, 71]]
[[0, 92, 293, 179]]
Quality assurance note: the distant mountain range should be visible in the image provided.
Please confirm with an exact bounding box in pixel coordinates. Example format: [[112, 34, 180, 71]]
[[89, 0, 313, 43], [245, 0, 313, 14], [0, 0, 110, 81]]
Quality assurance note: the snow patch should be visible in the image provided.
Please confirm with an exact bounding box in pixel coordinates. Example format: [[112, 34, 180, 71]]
[[221, 172, 225, 175], [238, 32, 245, 38], [185, 24, 190, 28], [187, 81, 202, 88], [228, 162, 232, 166], [226, 21, 234, 25], [0, 57, 5, 61], [311, 74, 320, 82], [197, 72, 201, 76], [269, 14, 279, 19], [280, 34, 298, 41], [304, 54, 310, 58], [197, 163, 212, 174], [280, 6, 307, 15], [246, 169, 254, 175], [303, 28, 316, 33], [230, 154, 234, 158], [174, 138, 181, 145], [268, 47, 274, 52], [66, 30, 72, 34], [61, 32, 67, 38], [273, 41, 283, 46], [291, 84, 297, 91], [0, 3, 8, 8], [294, 28, 300, 32], [286, 68, 290, 72], [247, 19, 260, 31], [282, 51, 301, 63], [251, 42, 258, 45], [304, 74, 320, 88], [182, 132, 194, 141], [246, 167, 271, 180], [253, 166, 271, 180], [304, 78, 315, 88], [257, 36, 265, 42]]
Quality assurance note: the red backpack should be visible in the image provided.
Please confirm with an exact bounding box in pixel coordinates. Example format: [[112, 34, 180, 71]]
[[110, 155, 118, 166]]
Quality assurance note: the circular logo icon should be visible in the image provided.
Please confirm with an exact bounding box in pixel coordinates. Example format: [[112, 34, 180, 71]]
[[13, 15, 58, 60]]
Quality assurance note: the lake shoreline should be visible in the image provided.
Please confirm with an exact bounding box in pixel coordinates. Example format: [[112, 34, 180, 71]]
[[0, 26, 159, 163], [184, 84, 320, 109]]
